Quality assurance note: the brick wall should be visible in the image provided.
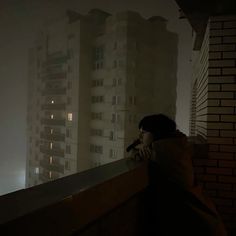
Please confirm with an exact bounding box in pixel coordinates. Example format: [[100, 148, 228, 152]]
[[191, 15, 236, 234]]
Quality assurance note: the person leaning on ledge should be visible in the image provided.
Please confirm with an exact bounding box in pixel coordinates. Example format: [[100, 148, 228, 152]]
[[130, 114, 227, 236]]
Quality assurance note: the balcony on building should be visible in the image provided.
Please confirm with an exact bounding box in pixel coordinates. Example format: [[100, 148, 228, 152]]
[[41, 103, 66, 110], [41, 72, 67, 81], [41, 87, 66, 96], [40, 131, 65, 142], [41, 118, 66, 126], [39, 170, 60, 182], [39, 159, 64, 174], [40, 145, 65, 157]]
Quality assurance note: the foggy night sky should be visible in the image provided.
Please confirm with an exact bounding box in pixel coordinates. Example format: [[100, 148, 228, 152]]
[[0, 0, 192, 195]]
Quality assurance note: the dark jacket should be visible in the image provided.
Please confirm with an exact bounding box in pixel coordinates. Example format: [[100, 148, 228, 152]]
[[144, 131, 227, 236]]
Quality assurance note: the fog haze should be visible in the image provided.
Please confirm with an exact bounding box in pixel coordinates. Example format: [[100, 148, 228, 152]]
[[0, 0, 192, 195]]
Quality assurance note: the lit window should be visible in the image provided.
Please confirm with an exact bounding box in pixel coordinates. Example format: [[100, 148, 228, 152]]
[[68, 113, 73, 121], [49, 171, 52, 179], [50, 114, 54, 119], [51, 100, 54, 104], [49, 156, 53, 164], [35, 167, 39, 174], [50, 142, 53, 149], [50, 129, 53, 134]]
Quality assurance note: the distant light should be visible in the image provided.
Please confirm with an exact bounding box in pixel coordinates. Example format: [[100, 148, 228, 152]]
[[49, 171, 52, 179], [50, 129, 53, 134], [68, 113, 73, 121], [51, 100, 54, 104], [50, 142, 53, 149], [35, 167, 39, 174], [49, 156, 53, 164], [50, 114, 54, 119]]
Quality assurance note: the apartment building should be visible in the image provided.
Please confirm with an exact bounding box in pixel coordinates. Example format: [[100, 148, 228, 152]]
[[26, 9, 177, 187]]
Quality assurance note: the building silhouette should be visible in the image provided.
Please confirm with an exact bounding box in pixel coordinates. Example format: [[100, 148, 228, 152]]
[[26, 9, 177, 187]]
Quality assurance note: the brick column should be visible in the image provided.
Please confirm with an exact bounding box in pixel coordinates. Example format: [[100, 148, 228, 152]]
[[192, 15, 236, 233]]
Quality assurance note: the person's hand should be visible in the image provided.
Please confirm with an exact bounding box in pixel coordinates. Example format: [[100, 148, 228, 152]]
[[138, 145, 152, 160]]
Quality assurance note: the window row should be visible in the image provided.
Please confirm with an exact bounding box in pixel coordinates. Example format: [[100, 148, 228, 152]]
[[90, 144, 103, 154], [91, 112, 103, 120], [91, 96, 104, 103], [92, 79, 104, 87], [91, 129, 103, 136]]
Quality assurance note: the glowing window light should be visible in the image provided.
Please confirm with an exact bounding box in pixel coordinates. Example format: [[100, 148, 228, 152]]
[[68, 113, 73, 121], [49, 171, 52, 179], [50, 114, 54, 119], [50, 142, 53, 149], [51, 100, 54, 104], [35, 167, 39, 174], [49, 156, 53, 164], [50, 129, 53, 134]]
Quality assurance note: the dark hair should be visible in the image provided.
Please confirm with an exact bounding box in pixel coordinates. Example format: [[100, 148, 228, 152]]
[[138, 114, 176, 140]]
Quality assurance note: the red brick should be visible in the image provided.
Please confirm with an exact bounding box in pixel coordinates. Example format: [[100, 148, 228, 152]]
[[223, 21, 236, 28], [193, 159, 218, 166], [210, 22, 223, 29], [209, 68, 221, 75], [221, 84, 236, 91], [209, 37, 222, 44], [205, 190, 217, 197], [209, 144, 219, 151], [208, 84, 220, 91], [207, 130, 220, 137], [223, 36, 236, 43], [208, 76, 235, 83], [212, 197, 233, 206], [210, 44, 235, 51], [218, 191, 236, 198], [223, 51, 236, 58], [219, 160, 236, 168], [209, 60, 235, 67], [221, 115, 236, 122], [207, 122, 233, 130], [194, 167, 205, 174], [207, 137, 233, 144], [205, 182, 232, 190], [209, 52, 222, 59], [220, 130, 236, 137], [208, 107, 234, 114], [219, 176, 236, 183], [222, 68, 236, 75], [218, 206, 236, 214], [210, 15, 236, 22], [208, 152, 234, 160], [208, 92, 234, 99], [207, 100, 220, 106], [196, 174, 217, 182], [220, 100, 236, 107], [220, 145, 236, 152], [206, 167, 232, 175], [207, 115, 220, 122]]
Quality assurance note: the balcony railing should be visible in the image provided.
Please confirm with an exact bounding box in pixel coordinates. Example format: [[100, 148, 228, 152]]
[[41, 103, 66, 110], [39, 159, 64, 173], [40, 145, 65, 157], [40, 132, 65, 142], [41, 88, 66, 96], [0, 159, 148, 235], [41, 73, 66, 81], [41, 118, 66, 126]]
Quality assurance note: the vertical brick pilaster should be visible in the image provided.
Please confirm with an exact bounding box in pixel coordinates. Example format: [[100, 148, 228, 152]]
[[191, 14, 236, 233]]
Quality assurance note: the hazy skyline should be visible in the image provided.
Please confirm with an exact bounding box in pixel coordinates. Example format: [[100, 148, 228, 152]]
[[0, 0, 192, 195]]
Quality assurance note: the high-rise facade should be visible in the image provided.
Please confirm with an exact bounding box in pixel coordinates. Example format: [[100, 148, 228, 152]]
[[26, 9, 177, 187]]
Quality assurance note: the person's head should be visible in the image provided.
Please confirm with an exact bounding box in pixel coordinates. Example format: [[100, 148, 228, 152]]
[[138, 114, 176, 146]]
